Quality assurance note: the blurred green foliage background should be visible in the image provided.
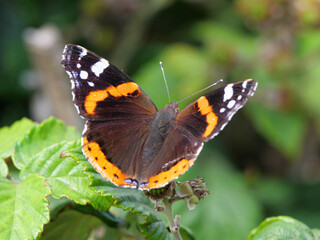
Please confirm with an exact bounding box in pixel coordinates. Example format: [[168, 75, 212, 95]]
[[1, 0, 320, 239]]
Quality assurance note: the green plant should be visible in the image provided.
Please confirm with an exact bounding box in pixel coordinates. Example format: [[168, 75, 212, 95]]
[[0, 117, 204, 239], [0, 117, 319, 240]]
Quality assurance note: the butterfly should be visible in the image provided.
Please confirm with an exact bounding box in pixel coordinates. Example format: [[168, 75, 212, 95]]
[[61, 44, 257, 190]]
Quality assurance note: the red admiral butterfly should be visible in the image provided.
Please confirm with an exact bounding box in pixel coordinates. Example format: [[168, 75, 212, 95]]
[[61, 44, 257, 190]]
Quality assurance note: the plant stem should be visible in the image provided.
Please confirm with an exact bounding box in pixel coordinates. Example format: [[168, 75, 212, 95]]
[[162, 197, 182, 240]]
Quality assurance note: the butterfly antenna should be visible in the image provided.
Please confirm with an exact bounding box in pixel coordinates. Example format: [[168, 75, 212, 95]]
[[177, 79, 223, 104], [160, 61, 171, 103]]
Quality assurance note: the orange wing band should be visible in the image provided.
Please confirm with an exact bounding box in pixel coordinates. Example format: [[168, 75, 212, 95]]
[[142, 158, 196, 190], [195, 96, 218, 137], [84, 82, 140, 114], [82, 136, 135, 187], [84, 90, 109, 115]]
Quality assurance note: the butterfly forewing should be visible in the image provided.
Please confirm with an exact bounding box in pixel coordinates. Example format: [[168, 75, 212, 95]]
[[61, 44, 157, 120], [177, 79, 257, 141]]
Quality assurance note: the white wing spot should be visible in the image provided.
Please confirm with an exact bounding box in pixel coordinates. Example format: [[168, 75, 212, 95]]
[[71, 80, 75, 89], [91, 59, 109, 77], [77, 63, 81, 68], [195, 143, 204, 156], [74, 104, 80, 114], [88, 81, 94, 87], [227, 100, 236, 109], [66, 71, 72, 78], [80, 70, 88, 79], [211, 132, 219, 139], [237, 95, 242, 100], [63, 45, 68, 54], [71, 91, 76, 101], [228, 112, 236, 121], [78, 49, 87, 60], [62, 45, 68, 60], [242, 81, 248, 92], [242, 80, 248, 89], [220, 122, 227, 131], [223, 84, 233, 102], [220, 108, 226, 113], [82, 122, 88, 136]]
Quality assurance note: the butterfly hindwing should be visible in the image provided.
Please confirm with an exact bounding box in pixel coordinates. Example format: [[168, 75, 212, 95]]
[[61, 44, 157, 120], [139, 124, 204, 190], [82, 119, 151, 188], [82, 118, 202, 190], [177, 79, 257, 141]]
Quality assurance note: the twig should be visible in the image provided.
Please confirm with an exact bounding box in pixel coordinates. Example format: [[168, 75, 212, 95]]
[[162, 197, 182, 240]]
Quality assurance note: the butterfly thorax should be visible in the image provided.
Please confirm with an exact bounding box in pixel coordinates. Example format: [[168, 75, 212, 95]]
[[150, 102, 179, 135], [138, 102, 179, 177]]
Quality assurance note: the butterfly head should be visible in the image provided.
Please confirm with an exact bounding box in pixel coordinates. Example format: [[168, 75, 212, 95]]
[[163, 101, 180, 117]]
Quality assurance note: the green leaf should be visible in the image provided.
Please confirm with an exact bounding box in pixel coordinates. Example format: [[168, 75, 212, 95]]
[[47, 197, 71, 220], [86, 166, 172, 239], [139, 213, 173, 240], [13, 117, 80, 170], [0, 174, 51, 240], [71, 203, 125, 228], [0, 117, 36, 160], [42, 210, 103, 240], [179, 225, 195, 240], [90, 177, 172, 240], [248, 216, 316, 240], [20, 140, 112, 211], [0, 158, 8, 177]]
